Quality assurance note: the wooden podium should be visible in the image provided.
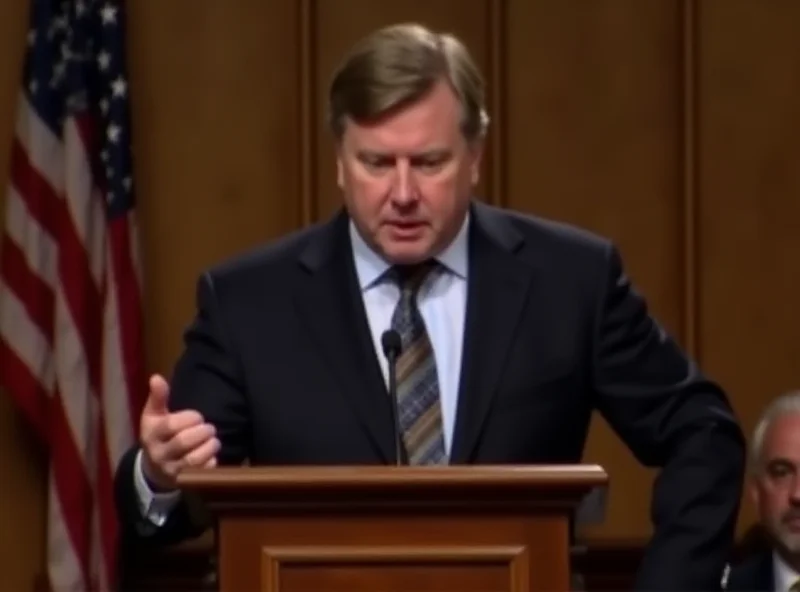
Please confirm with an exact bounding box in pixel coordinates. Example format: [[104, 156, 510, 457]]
[[177, 464, 608, 592]]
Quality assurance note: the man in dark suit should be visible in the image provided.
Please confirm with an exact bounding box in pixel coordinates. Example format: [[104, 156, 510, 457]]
[[114, 22, 746, 590], [726, 391, 800, 591]]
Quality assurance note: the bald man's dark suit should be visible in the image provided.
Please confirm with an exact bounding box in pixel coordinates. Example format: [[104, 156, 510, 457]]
[[726, 552, 774, 591]]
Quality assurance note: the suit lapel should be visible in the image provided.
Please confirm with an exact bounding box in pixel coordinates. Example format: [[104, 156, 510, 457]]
[[449, 203, 534, 464], [727, 551, 774, 591], [294, 210, 395, 462]]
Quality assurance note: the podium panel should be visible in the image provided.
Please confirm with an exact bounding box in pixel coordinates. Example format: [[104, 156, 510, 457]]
[[223, 515, 565, 591], [261, 546, 526, 592], [179, 465, 607, 592]]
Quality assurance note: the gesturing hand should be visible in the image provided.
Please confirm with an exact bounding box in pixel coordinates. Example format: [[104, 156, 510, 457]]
[[139, 374, 220, 491]]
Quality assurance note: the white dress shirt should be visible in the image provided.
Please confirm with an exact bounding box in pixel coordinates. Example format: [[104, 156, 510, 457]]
[[133, 214, 470, 526]]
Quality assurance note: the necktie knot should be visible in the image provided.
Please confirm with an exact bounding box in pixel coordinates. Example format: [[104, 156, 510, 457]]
[[391, 260, 439, 300]]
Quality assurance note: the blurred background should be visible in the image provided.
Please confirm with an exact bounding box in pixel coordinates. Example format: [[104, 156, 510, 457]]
[[0, 0, 799, 589]]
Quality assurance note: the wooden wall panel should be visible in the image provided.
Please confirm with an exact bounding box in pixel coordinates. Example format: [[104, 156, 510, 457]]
[[126, 0, 302, 371], [697, 0, 800, 531], [505, 0, 684, 539]]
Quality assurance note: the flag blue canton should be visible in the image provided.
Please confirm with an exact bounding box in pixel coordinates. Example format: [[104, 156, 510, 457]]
[[24, 0, 135, 220]]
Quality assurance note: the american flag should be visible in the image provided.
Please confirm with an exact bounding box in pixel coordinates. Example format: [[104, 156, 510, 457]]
[[0, 1, 144, 590]]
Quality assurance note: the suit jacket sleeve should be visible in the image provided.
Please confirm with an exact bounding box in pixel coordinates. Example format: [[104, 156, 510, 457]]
[[115, 271, 249, 549], [591, 244, 746, 591]]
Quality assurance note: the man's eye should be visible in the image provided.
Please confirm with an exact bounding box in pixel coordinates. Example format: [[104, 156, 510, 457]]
[[768, 463, 795, 479], [413, 159, 445, 170], [362, 157, 391, 168]]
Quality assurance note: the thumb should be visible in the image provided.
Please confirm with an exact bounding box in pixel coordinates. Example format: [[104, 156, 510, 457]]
[[143, 374, 170, 416]]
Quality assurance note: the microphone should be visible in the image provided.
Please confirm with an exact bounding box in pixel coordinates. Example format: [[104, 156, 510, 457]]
[[381, 329, 405, 465]]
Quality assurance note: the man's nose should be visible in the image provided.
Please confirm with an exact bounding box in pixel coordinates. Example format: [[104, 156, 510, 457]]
[[389, 160, 418, 205]]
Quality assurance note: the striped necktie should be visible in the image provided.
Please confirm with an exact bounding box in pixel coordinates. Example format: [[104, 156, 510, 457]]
[[389, 261, 447, 465]]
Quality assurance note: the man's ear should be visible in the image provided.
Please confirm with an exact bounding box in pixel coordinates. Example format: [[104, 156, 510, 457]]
[[335, 142, 345, 190], [469, 139, 485, 185], [747, 472, 760, 508]]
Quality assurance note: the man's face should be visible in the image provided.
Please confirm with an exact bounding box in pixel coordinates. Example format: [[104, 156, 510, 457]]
[[336, 80, 483, 264], [750, 411, 800, 558]]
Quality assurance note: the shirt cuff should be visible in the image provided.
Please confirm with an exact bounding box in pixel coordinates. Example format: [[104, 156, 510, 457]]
[[133, 448, 181, 527]]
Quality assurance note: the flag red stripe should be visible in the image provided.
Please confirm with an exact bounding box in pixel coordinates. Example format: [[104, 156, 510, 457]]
[[0, 338, 49, 439], [0, 237, 55, 338], [50, 389, 93, 587], [9, 139, 61, 238], [56, 208, 103, 395]]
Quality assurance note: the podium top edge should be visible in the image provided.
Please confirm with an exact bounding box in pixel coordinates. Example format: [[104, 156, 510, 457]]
[[177, 464, 609, 489]]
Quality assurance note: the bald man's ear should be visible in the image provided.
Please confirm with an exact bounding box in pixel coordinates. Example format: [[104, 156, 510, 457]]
[[747, 470, 761, 508]]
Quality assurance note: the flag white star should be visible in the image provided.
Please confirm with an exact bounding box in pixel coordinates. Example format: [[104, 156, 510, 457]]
[[50, 61, 66, 88], [107, 123, 121, 143], [111, 76, 127, 98], [101, 3, 118, 26], [97, 51, 111, 71]]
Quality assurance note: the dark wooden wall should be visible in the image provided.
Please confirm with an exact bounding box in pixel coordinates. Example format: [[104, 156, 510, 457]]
[[1, 0, 799, 587]]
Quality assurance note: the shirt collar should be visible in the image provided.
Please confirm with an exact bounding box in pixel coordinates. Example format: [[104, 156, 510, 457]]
[[349, 213, 470, 291], [773, 550, 800, 592]]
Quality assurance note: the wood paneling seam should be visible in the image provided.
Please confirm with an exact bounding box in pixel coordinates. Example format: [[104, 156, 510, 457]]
[[299, 0, 316, 227], [487, 0, 506, 208], [680, 0, 699, 359]]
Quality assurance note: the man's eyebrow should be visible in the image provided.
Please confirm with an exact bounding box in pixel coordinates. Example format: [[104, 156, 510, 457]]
[[413, 149, 451, 158], [356, 150, 393, 159], [354, 148, 452, 160]]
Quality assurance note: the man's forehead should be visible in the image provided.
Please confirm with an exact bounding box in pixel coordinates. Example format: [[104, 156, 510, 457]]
[[342, 124, 459, 151], [763, 413, 800, 456]]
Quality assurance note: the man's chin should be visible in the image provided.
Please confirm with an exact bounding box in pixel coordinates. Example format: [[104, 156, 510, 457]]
[[775, 529, 800, 554], [380, 242, 434, 266]]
